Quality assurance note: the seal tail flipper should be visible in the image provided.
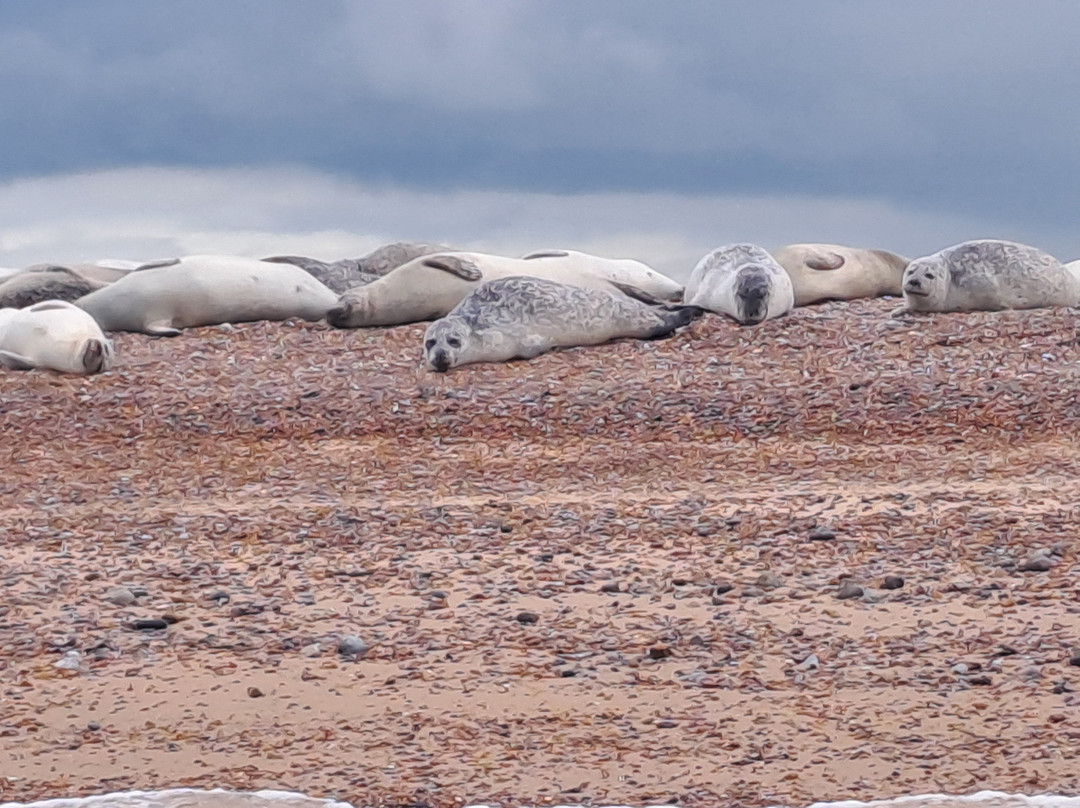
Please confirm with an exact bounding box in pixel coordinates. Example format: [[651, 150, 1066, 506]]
[[644, 304, 704, 340], [0, 349, 36, 370], [81, 338, 112, 374], [143, 320, 183, 337]]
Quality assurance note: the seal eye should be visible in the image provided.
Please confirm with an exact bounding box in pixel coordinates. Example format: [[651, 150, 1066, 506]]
[[924, 272, 935, 280], [447, 337, 461, 348], [425, 338, 436, 350]]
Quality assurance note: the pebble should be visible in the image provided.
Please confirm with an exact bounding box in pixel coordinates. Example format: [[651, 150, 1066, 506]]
[[648, 646, 673, 660], [130, 618, 169, 631], [515, 611, 540, 625], [951, 663, 969, 675], [1068, 652, 1080, 667], [808, 527, 836, 541], [882, 575, 905, 590], [86, 722, 101, 731], [247, 686, 264, 698], [53, 650, 82, 671], [337, 635, 369, 657], [301, 643, 322, 658], [755, 572, 785, 589], [1020, 554, 1055, 572], [835, 580, 864, 600], [105, 586, 137, 606], [797, 654, 820, 671]]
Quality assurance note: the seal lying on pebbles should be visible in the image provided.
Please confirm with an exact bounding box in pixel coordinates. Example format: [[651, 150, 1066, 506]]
[[76, 255, 339, 335], [520, 249, 684, 301], [0, 300, 114, 374], [0, 260, 152, 309], [422, 276, 701, 371], [901, 239, 1080, 313], [684, 244, 794, 324], [771, 243, 910, 306], [326, 250, 681, 328], [263, 241, 453, 293]]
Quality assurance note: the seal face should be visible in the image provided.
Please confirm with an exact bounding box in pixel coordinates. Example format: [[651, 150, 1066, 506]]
[[0, 300, 114, 375], [683, 244, 794, 325], [422, 276, 700, 371], [771, 243, 910, 306], [901, 239, 1080, 313]]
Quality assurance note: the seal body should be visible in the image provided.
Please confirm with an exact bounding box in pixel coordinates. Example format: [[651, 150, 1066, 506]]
[[0, 266, 109, 309], [75, 255, 339, 335], [902, 240, 1080, 313], [771, 243, 910, 306], [327, 250, 672, 329], [683, 244, 794, 324], [423, 276, 701, 371], [520, 249, 684, 301], [0, 300, 114, 374]]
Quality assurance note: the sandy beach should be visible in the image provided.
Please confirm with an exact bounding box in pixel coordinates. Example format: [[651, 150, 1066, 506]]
[[2, 299, 1079, 807]]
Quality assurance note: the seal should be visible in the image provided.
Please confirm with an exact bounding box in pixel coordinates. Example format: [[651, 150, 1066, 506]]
[[770, 243, 910, 306], [0, 300, 114, 374], [326, 250, 675, 329], [520, 249, 684, 301], [0, 266, 109, 309], [901, 239, 1080, 313], [683, 244, 794, 324], [75, 254, 339, 335], [1067, 259, 1080, 282], [422, 276, 701, 371], [263, 241, 453, 293]]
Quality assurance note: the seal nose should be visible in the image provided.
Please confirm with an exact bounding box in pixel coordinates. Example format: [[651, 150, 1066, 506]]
[[906, 277, 922, 291], [431, 350, 450, 372], [326, 303, 352, 328]]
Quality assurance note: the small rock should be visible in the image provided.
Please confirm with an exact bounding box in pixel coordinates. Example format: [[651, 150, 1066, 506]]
[[206, 590, 230, 603], [655, 720, 678, 728], [1022, 666, 1043, 681], [1020, 554, 1055, 572], [755, 572, 784, 589], [599, 582, 621, 593], [337, 635, 369, 657], [515, 611, 540, 625], [53, 651, 82, 671], [968, 674, 993, 686], [808, 527, 836, 541], [1068, 652, 1080, 667], [712, 582, 734, 595], [835, 581, 864, 600], [300, 643, 322, 658], [648, 646, 673, 660], [882, 575, 905, 590], [130, 619, 169, 631], [105, 587, 137, 607], [797, 654, 820, 671], [951, 663, 969, 675], [247, 686, 264, 698], [87, 722, 101, 732], [740, 586, 766, 598]]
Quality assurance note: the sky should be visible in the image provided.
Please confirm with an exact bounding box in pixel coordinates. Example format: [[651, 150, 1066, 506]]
[[0, 1, 1077, 278]]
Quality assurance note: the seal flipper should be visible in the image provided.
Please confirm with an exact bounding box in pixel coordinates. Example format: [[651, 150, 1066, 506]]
[[422, 256, 483, 281], [644, 305, 703, 340], [0, 349, 36, 370], [143, 320, 183, 337], [521, 249, 570, 260], [805, 252, 845, 271], [132, 258, 182, 272], [261, 255, 333, 273], [81, 339, 110, 374], [608, 280, 691, 310]]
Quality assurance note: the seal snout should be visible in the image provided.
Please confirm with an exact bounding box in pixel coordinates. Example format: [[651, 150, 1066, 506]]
[[326, 302, 353, 328], [904, 276, 929, 296], [430, 349, 451, 373]]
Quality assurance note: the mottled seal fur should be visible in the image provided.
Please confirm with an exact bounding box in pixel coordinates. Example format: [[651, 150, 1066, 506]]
[[263, 241, 453, 293], [0, 300, 114, 375], [771, 243, 910, 306], [76, 255, 338, 335], [902, 240, 1080, 313], [684, 244, 794, 325], [423, 276, 701, 371], [326, 250, 682, 329], [0, 266, 109, 309]]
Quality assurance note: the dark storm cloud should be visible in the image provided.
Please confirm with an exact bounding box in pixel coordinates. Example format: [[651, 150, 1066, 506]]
[[0, 1, 1077, 230]]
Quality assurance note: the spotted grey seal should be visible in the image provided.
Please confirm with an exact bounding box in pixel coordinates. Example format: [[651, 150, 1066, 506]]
[[326, 250, 684, 329], [683, 244, 794, 325], [422, 276, 701, 371], [901, 240, 1080, 313]]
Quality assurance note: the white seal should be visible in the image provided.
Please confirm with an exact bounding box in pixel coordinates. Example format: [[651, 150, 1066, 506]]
[[75, 255, 339, 335], [683, 243, 794, 324], [519, 249, 684, 301], [771, 243, 910, 306], [326, 250, 681, 329], [0, 300, 114, 374], [902, 239, 1080, 312], [422, 276, 701, 371]]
